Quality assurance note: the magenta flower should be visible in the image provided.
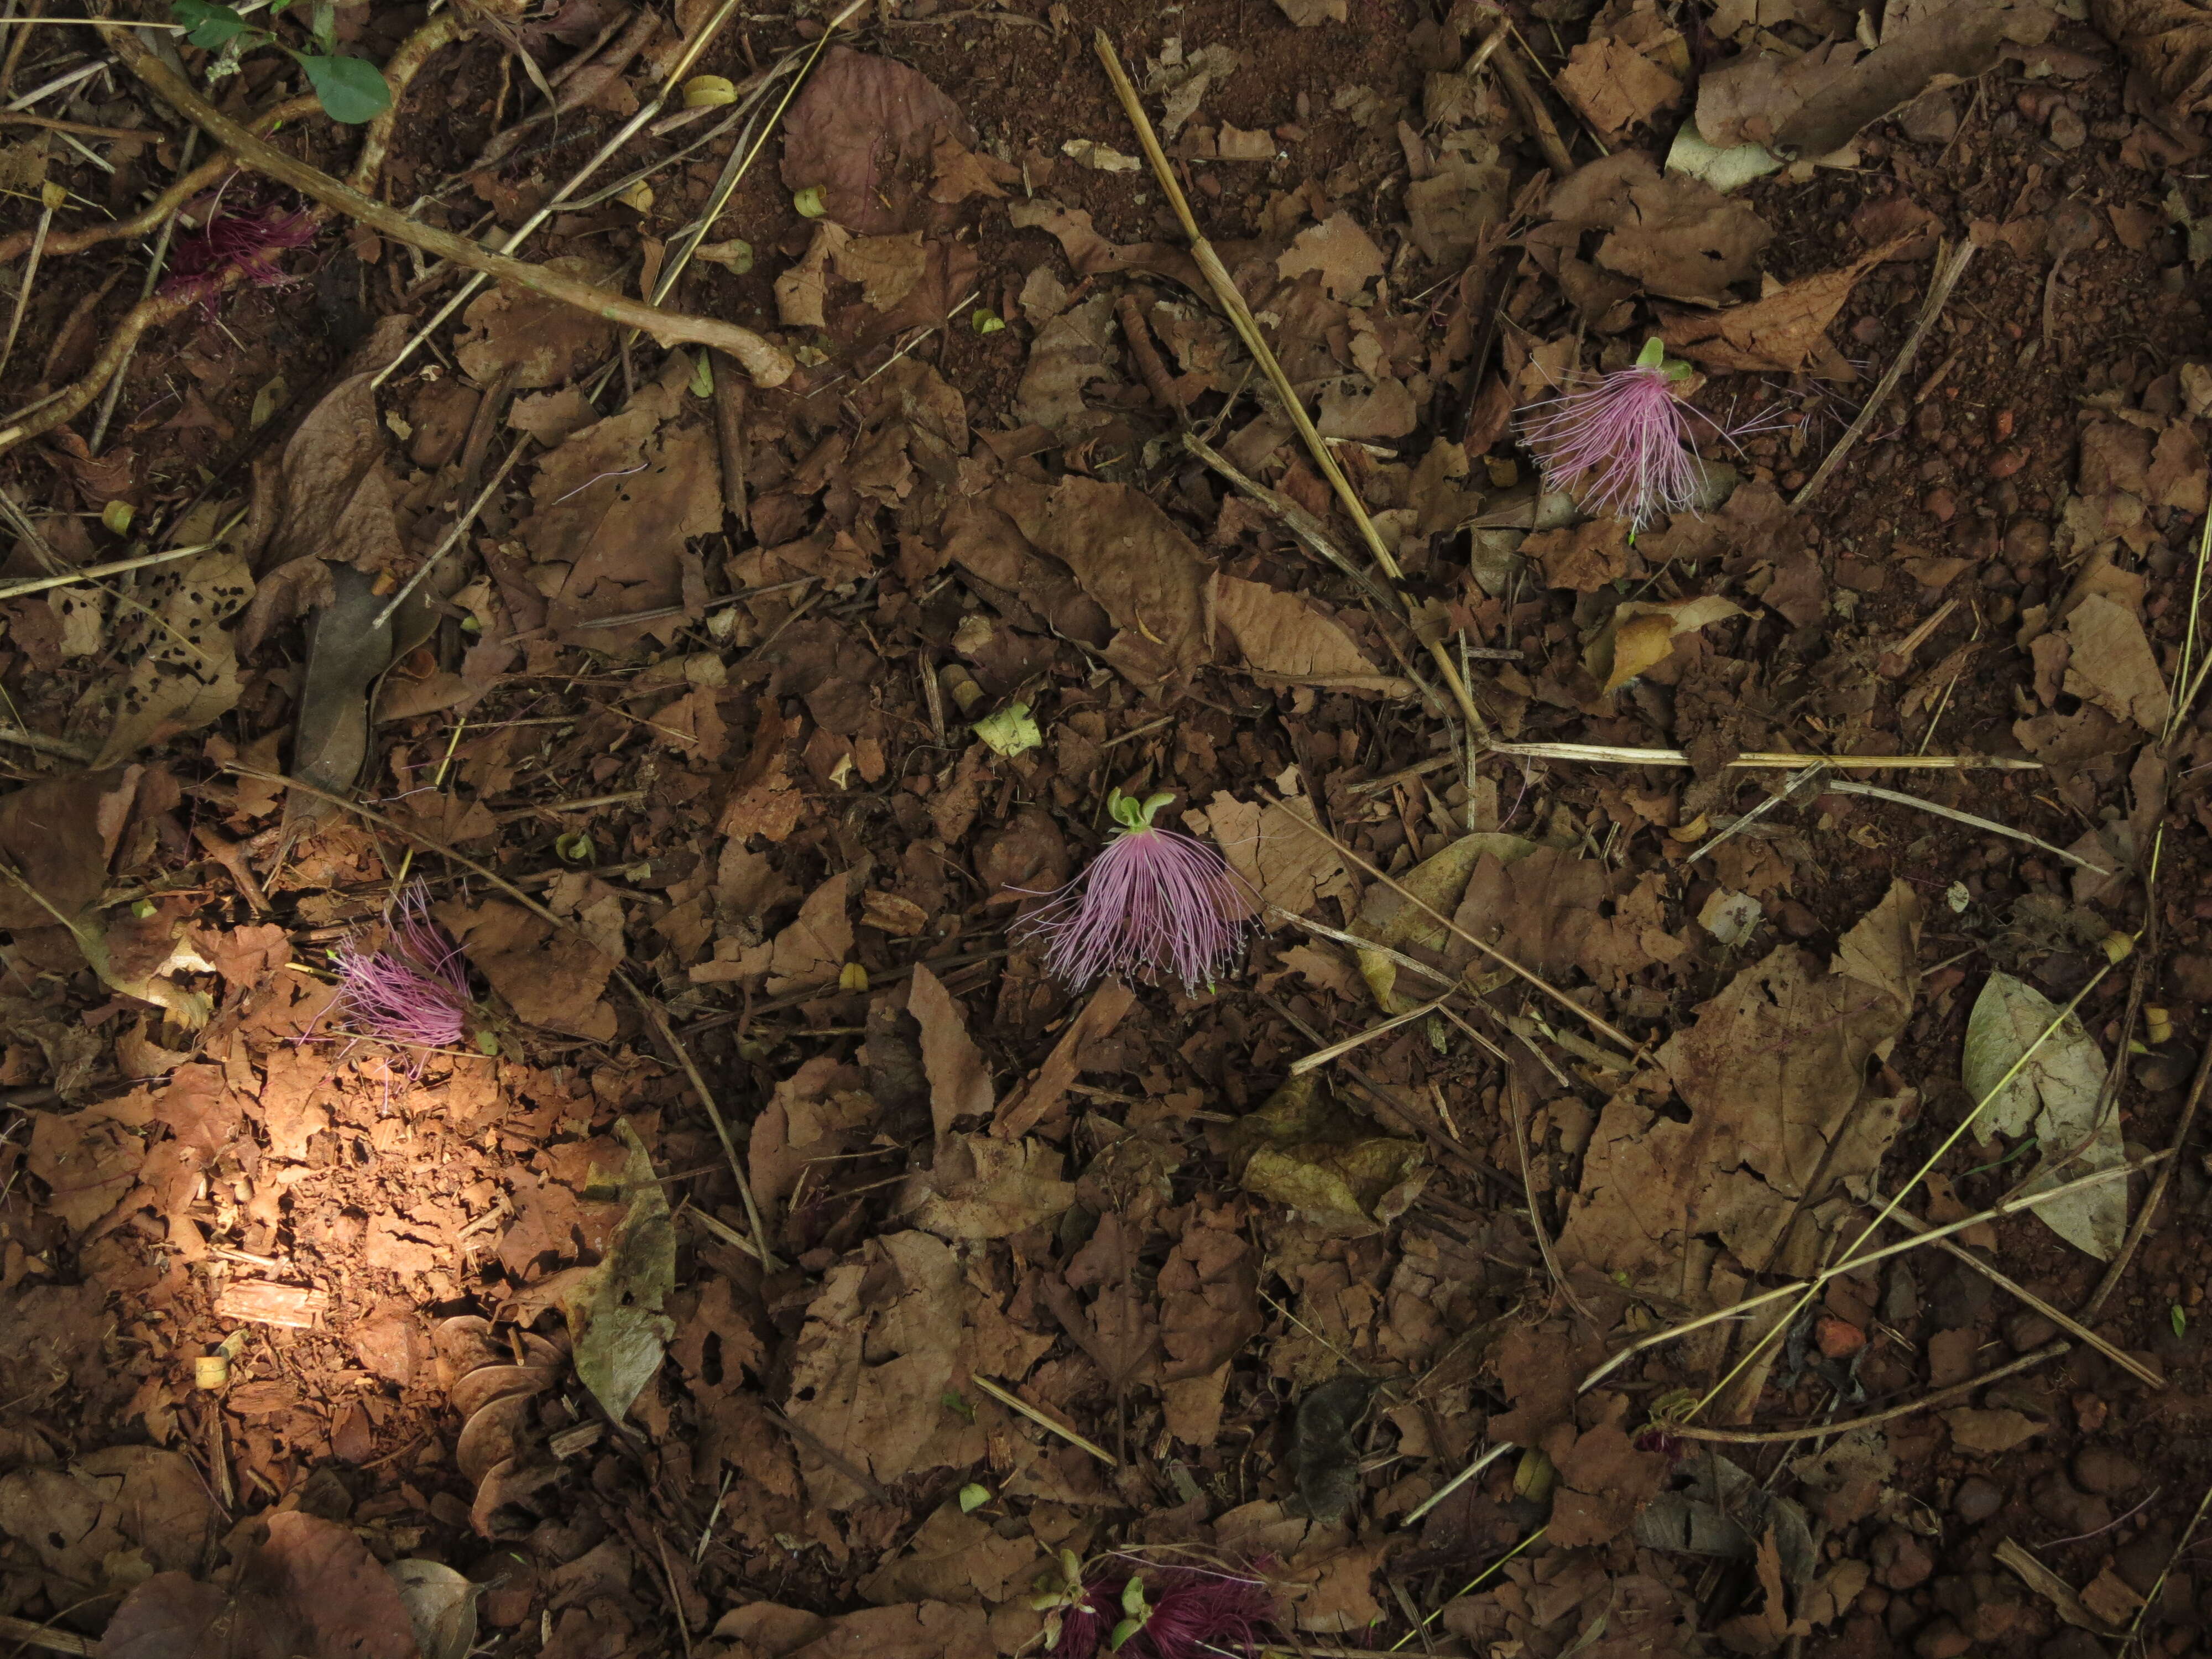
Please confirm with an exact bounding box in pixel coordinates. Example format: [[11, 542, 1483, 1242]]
[[1050, 1559, 1277, 1659], [332, 884, 472, 1051], [1518, 337, 1735, 528], [163, 205, 319, 313], [1020, 790, 1255, 994]]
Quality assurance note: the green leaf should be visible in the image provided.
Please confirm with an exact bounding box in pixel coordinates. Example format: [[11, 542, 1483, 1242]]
[[297, 52, 391, 124], [1120, 1575, 1148, 1619], [173, 0, 255, 48], [1108, 1618, 1142, 1651], [792, 185, 827, 218], [972, 700, 1040, 758], [957, 1482, 990, 1514], [555, 830, 594, 864], [2175, 1305, 2189, 1338]]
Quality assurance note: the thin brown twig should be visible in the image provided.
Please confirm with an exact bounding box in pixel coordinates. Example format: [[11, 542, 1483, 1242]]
[[1506, 1063, 1599, 1329], [88, 19, 794, 392], [2084, 1029, 2212, 1321]]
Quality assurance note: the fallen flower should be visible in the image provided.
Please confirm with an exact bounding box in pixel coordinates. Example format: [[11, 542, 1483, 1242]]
[[1519, 336, 1739, 529], [331, 883, 472, 1052], [1019, 789, 1255, 993], [163, 205, 319, 312], [1049, 1558, 1277, 1659]]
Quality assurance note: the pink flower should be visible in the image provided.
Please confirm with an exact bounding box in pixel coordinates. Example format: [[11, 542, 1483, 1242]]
[[163, 205, 319, 313], [1051, 1559, 1277, 1659], [332, 884, 472, 1051], [1020, 790, 1255, 993], [1517, 337, 1736, 528]]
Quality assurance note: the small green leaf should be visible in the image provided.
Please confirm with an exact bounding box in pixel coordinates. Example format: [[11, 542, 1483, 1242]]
[[972, 700, 1040, 758], [1635, 336, 1666, 369], [792, 185, 827, 218], [101, 499, 133, 535], [173, 0, 255, 48], [2175, 1305, 2189, 1338], [1120, 1575, 1148, 1619], [296, 51, 392, 124], [1108, 1618, 1142, 1651], [688, 351, 714, 398], [555, 830, 594, 864], [971, 307, 1006, 335], [957, 1482, 990, 1513], [475, 1029, 499, 1056], [941, 1388, 975, 1423], [132, 898, 157, 920]]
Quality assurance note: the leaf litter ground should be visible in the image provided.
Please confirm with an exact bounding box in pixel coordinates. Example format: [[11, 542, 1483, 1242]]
[[5, 2, 2212, 1658]]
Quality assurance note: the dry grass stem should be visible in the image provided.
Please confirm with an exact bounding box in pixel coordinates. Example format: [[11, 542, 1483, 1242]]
[[1825, 779, 2110, 873], [1666, 1339, 2069, 1444], [1396, 1440, 1517, 1530], [92, 20, 794, 390], [0, 537, 224, 600], [0, 1614, 91, 1658], [1288, 992, 1453, 1076], [371, 437, 533, 629], [1794, 239, 1976, 508], [969, 1374, 1118, 1465], [0, 723, 91, 760], [2085, 1032, 2212, 1321], [1489, 739, 2038, 771], [1095, 29, 1494, 745], [1279, 810, 1641, 1053], [1580, 1146, 2157, 1394], [1871, 1195, 2161, 1387], [1507, 1065, 1600, 1329]]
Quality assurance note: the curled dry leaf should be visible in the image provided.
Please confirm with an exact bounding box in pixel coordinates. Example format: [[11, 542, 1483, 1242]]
[[2095, 0, 2212, 115], [1545, 152, 1773, 305], [1658, 238, 1909, 375], [87, 547, 254, 766], [1587, 595, 1745, 692], [1213, 575, 1404, 695], [434, 897, 619, 1041], [1231, 1074, 1428, 1234], [559, 1118, 676, 1423]]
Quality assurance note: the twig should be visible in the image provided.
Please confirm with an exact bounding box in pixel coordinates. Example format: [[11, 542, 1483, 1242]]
[[1824, 779, 2110, 874], [0, 94, 316, 264], [970, 1373, 1119, 1465], [0, 723, 91, 760], [1185, 432, 1408, 621], [1479, 22, 1574, 174], [1487, 740, 2037, 771], [1396, 1440, 1516, 1530], [1682, 765, 1828, 865], [1871, 1194, 2161, 1387], [1287, 990, 1452, 1076], [0, 182, 54, 379], [2127, 1478, 2212, 1646], [91, 20, 794, 388], [1507, 1063, 1599, 1329], [89, 123, 196, 452], [0, 1614, 92, 1657], [1095, 29, 1493, 746], [225, 765, 783, 1271], [1793, 238, 1975, 508], [0, 537, 221, 599], [1664, 1340, 2069, 1444], [370, 436, 531, 629]]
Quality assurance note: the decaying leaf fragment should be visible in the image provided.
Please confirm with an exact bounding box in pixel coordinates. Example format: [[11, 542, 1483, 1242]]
[[1962, 972, 2126, 1260]]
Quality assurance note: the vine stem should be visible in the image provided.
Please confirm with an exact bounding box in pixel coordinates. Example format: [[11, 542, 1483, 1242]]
[[88, 14, 793, 387]]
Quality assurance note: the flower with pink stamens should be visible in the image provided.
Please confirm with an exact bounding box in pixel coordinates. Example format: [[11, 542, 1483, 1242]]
[[162, 205, 319, 314], [1048, 1558, 1278, 1659], [1020, 790, 1255, 993], [331, 884, 473, 1052], [1518, 337, 1737, 529]]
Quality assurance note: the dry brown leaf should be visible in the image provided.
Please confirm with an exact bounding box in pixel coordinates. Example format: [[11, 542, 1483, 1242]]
[[776, 221, 851, 328], [1587, 595, 1744, 691], [765, 867, 862, 994], [907, 962, 994, 1138], [993, 980, 1136, 1138], [1272, 0, 1346, 21], [2062, 593, 2172, 731], [1275, 212, 1385, 300], [1559, 38, 1684, 138], [1658, 239, 1906, 374], [2096, 0, 2212, 114], [260, 369, 404, 578], [1547, 152, 1772, 305], [835, 231, 927, 310], [1214, 575, 1401, 692], [0, 766, 143, 931], [456, 258, 620, 388], [1559, 881, 1923, 1292], [1777, 0, 2056, 154], [1032, 476, 1212, 696], [1206, 790, 1349, 917], [518, 364, 721, 641], [898, 1133, 1074, 1240], [779, 46, 971, 235], [436, 898, 618, 1040], [1015, 291, 1119, 440], [90, 549, 254, 766]]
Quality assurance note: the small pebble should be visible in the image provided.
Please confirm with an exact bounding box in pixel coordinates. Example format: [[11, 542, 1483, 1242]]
[[2073, 1444, 2144, 1498], [1988, 448, 2028, 478], [1954, 1475, 2003, 1522], [1925, 487, 1957, 521], [2006, 1312, 2059, 1352]]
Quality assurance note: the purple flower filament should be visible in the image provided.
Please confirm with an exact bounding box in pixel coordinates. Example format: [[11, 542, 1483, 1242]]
[[163, 206, 318, 314], [1022, 790, 1254, 994], [1518, 336, 1727, 530], [1051, 1562, 1276, 1659], [332, 884, 472, 1052]]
